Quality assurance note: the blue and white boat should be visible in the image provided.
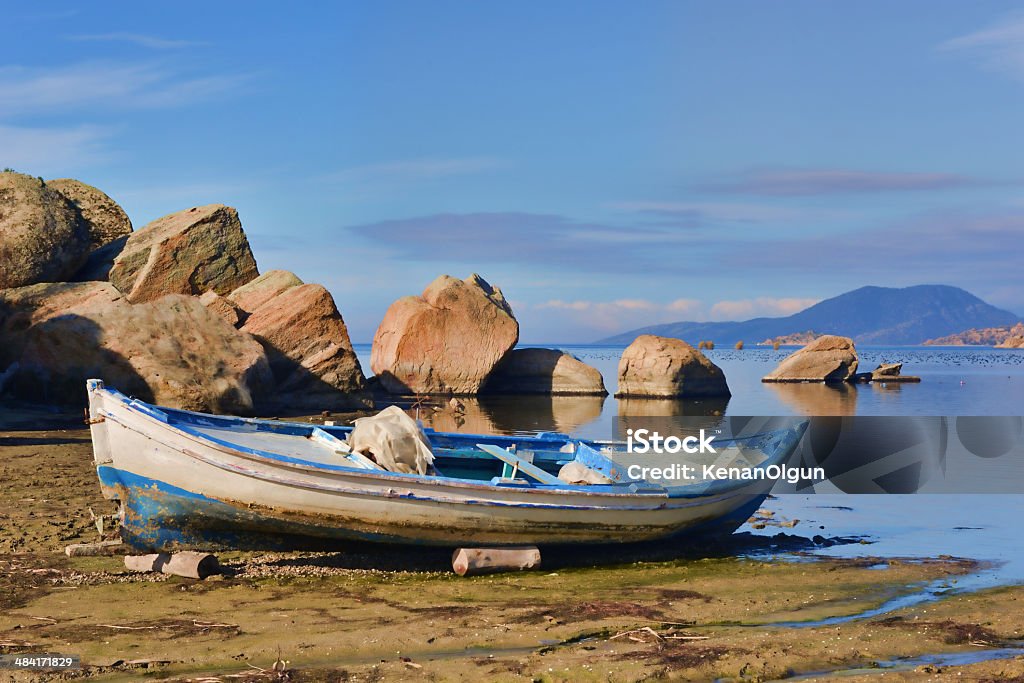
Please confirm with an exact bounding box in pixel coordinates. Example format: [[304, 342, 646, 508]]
[[86, 380, 807, 552]]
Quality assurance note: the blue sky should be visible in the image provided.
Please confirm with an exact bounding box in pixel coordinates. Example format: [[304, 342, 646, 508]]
[[3, 2, 1023, 342]]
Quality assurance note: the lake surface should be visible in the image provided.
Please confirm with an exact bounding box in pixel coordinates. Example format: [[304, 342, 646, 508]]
[[353, 343, 1024, 589], [353, 344, 1024, 440]]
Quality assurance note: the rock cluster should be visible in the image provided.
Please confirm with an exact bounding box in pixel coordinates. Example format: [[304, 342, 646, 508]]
[[8, 171, 784, 412], [996, 334, 1024, 349], [925, 322, 1024, 347], [0, 282, 272, 412], [0, 171, 366, 412]]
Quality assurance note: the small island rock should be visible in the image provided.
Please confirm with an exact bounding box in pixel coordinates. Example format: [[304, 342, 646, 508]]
[[762, 334, 859, 383], [615, 335, 730, 398]]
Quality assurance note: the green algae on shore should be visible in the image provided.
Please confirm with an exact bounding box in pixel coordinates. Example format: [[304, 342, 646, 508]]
[[1, 421, 1023, 682]]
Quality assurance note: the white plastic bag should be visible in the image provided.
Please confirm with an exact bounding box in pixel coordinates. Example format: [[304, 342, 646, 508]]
[[347, 405, 435, 475]]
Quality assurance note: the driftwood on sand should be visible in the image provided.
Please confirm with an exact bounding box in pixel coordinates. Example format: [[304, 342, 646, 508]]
[[451, 546, 541, 576], [124, 551, 220, 579]]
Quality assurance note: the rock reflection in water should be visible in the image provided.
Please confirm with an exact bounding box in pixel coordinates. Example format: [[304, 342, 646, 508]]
[[765, 382, 859, 416], [616, 396, 731, 437], [417, 394, 606, 436]]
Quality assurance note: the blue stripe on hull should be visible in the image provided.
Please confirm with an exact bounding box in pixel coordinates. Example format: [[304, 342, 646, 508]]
[[98, 467, 421, 551], [98, 467, 766, 553]]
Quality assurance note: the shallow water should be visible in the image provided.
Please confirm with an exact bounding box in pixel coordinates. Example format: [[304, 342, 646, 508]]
[[754, 494, 1024, 588], [353, 344, 1024, 590], [353, 344, 1024, 439]]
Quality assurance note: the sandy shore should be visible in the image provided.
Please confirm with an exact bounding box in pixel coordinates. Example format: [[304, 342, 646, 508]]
[[1, 411, 1022, 682]]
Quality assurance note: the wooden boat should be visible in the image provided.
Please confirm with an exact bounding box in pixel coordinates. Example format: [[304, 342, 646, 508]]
[[86, 380, 808, 551]]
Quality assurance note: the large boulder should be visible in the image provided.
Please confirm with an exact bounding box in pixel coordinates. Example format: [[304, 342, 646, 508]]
[[762, 334, 859, 383], [228, 269, 303, 316], [240, 283, 366, 406], [371, 274, 519, 394], [0, 172, 91, 289], [615, 335, 731, 398], [108, 204, 259, 303], [484, 348, 607, 395], [0, 282, 273, 412], [48, 178, 132, 251]]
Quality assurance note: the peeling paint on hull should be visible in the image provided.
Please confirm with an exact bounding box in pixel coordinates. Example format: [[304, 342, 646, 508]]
[[86, 380, 807, 552], [101, 468, 770, 552]]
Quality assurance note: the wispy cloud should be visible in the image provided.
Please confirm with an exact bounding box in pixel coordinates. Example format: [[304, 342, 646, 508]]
[[609, 200, 840, 225], [940, 12, 1024, 80], [0, 61, 249, 117], [700, 168, 978, 196], [67, 33, 202, 49], [0, 123, 112, 172], [345, 211, 702, 272]]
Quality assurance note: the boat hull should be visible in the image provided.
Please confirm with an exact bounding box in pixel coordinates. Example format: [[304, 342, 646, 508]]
[[98, 467, 770, 551], [87, 381, 803, 551]]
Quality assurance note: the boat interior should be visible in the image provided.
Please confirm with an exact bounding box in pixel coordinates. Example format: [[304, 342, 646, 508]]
[[112, 393, 777, 493]]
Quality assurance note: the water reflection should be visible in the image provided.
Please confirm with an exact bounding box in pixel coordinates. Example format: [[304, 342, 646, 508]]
[[416, 395, 606, 436], [765, 383, 859, 416], [617, 396, 730, 417], [616, 396, 731, 437]]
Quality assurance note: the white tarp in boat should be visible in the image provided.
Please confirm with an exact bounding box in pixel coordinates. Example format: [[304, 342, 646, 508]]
[[347, 406, 435, 475], [558, 461, 613, 485]]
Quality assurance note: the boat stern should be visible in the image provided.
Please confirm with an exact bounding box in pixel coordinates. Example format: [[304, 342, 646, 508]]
[[86, 379, 120, 501]]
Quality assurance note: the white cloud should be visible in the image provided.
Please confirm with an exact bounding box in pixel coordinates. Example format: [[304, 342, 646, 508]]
[[666, 298, 704, 314], [709, 297, 820, 320], [536, 298, 665, 332], [607, 199, 845, 225], [941, 12, 1024, 80], [0, 61, 249, 117]]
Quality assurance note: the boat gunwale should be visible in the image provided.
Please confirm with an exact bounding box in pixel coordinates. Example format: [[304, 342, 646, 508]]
[[94, 385, 801, 501]]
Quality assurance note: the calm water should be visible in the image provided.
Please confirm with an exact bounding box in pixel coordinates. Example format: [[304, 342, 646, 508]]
[[353, 343, 1024, 588], [353, 344, 1024, 440]]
